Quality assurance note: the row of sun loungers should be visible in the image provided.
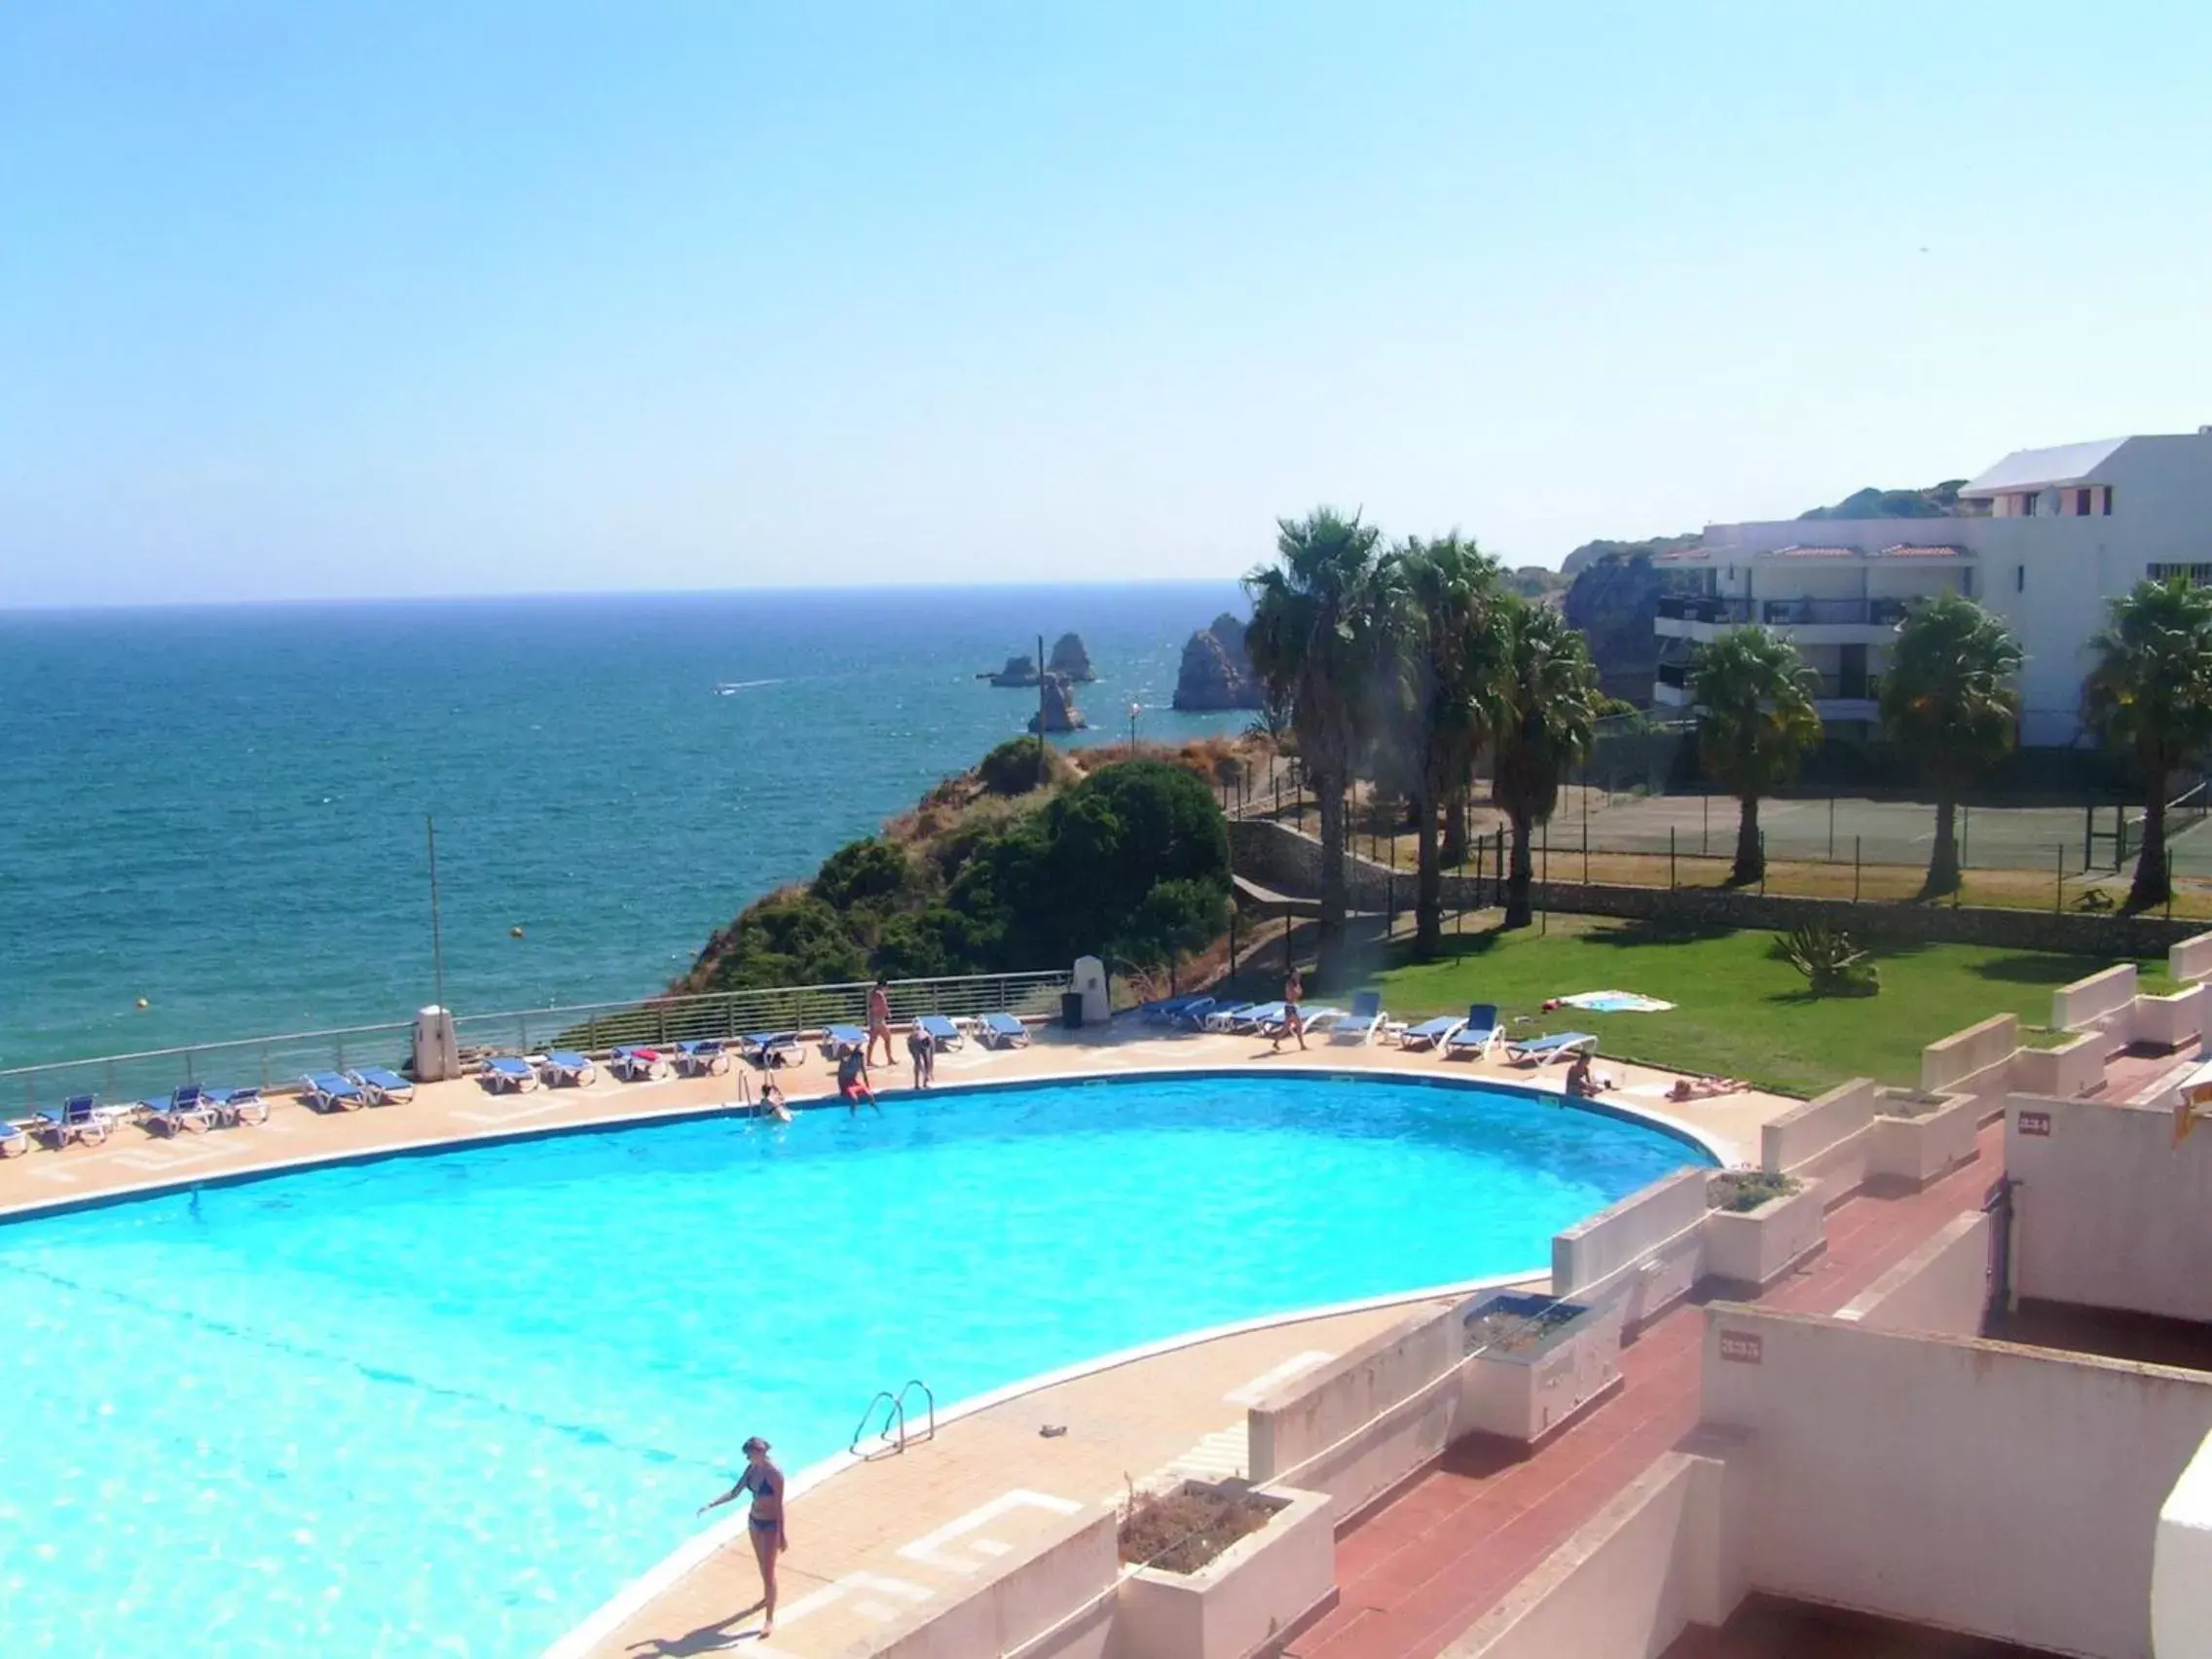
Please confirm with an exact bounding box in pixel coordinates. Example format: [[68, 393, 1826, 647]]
[[1137, 991, 1597, 1068], [476, 1014, 1033, 1093]]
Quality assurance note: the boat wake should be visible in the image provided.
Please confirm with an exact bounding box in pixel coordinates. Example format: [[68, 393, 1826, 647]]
[[713, 679, 785, 694]]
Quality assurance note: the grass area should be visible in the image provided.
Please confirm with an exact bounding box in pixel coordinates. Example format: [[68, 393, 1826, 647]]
[[1364, 916, 2160, 1097], [2018, 1026, 2079, 1050]]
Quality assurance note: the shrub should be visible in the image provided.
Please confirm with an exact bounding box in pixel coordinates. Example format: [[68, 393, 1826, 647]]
[[977, 736, 1072, 796], [1773, 924, 1880, 997], [1708, 1170, 1800, 1212]]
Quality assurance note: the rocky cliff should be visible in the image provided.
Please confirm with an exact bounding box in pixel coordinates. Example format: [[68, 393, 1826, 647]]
[[984, 653, 1039, 687], [1172, 612, 1266, 712], [1562, 552, 1683, 704], [1047, 633, 1095, 682], [1027, 673, 1088, 733]]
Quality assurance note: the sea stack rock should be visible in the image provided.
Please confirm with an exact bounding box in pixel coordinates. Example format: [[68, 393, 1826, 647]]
[[1027, 673, 1088, 733], [985, 653, 1041, 687], [1171, 612, 1266, 711], [1047, 633, 1096, 683]]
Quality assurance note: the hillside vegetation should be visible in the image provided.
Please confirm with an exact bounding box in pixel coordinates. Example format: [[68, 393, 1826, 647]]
[[672, 737, 1237, 993]]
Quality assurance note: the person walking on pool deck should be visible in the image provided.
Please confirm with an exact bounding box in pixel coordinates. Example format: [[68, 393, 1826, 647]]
[[836, 1044, 880, 1113], [906, 1020, 935, 1089], [1274, 963, 1308, 1051], [698, 1435, 788, 1637], [866, 977, 894, 1066]]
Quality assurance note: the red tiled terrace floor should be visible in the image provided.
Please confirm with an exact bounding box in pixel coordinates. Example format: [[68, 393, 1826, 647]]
[[1285, 1116, 2010, 1659]]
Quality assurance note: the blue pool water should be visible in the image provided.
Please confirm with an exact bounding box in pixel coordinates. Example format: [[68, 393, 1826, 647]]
[[0, 1075, 1703, 1655]]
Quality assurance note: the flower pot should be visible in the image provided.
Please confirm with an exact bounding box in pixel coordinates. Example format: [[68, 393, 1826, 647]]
[[1115, 1483, 1334, 1659], [1866, 1089, 1979, 1189], [1453, 1290, 1626, 1446], [2010, 1032, 2105, 1098], [2135, 985, 2207, 1051], [1704, 1180, 1825, 1291]]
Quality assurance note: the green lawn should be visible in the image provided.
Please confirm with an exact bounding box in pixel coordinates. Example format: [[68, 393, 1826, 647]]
[[1361, 918, 2147, 1096]]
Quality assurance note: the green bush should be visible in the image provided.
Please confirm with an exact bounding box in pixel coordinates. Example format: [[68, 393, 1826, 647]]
[[977, 736, 1072, 796], [1773, 924, 1880, 998]]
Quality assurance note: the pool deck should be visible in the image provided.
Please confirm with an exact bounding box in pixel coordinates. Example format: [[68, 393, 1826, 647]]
[[0, 1017, 1801, 1659]]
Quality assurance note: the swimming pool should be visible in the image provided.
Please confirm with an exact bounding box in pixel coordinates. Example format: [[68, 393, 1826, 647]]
[[0, 1072, 1706, 1654]]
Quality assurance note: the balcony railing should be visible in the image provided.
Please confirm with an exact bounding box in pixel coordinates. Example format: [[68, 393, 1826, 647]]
[[1655, 596, 1751, 624], [1656, 662, 1690, 688], [1759, 598, 1910, 627], [1650, 667, 1881, 703]]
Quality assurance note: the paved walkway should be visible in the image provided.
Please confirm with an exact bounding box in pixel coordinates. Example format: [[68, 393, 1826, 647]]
[[1289, 1117, 2009, 1659]]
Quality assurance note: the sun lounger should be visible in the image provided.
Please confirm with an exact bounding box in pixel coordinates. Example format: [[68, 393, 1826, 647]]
[[1330, 991, 1387, 1045], [1165, 997, 1220, 1030], [301, 1072, 368, 1111], [349, 1067, 416, 1106], [610, 1046, 669, 1083], [821, 1024, 867, 1057], [142, 1084, 216, 1136], [480, 1055, 539, 1093], [674, 1039, 730, 1077], [1444, 1005, 1502, 1059], [1141, 993, 1207, 1025], [1400, 1013, 1466, 1052], [1507, 1032, 1599, 1066], [209, 1086, 269, 1125], [915, 1014, 965, 1051], [1207, 1002, 1281, 1032], [537, 1051, 597, 1088], [0, 1119, 26, 1158], [36, 1094, 122, 1148], [741, 1033, 803, 1069], [978, 1012, 1029, 1049]]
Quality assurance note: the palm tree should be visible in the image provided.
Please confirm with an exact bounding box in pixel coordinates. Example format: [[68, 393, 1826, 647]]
[[1245, 508, 1387, 979], [1880, 592, 2024, 898], [1687, 627, 1823, 885], [1378, 535, 1509, 958], [1491, 602, 1603, 929], [2083, 575, 2212, 910]]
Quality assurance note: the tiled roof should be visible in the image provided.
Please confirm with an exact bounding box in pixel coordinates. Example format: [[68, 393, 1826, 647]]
[[1879, 543, 1970, 558], [1764, 545, 1861, 558]]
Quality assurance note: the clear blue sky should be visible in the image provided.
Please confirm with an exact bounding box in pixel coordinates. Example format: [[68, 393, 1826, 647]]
[[5, 1, 2210, 607]]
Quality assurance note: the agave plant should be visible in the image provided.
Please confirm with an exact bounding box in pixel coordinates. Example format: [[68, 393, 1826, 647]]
[[1773, 924, 1880, 998]]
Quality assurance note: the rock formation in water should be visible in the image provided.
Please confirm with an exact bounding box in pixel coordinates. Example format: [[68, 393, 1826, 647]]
[[1026, 673, 1088, 733], [1171, 612, 1265, 712], [1047, 632, 1095, 683], [983, 653, 1040, 687]]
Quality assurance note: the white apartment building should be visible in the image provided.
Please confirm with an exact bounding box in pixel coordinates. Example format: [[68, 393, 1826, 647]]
[[1652, 427, 2212, 745]]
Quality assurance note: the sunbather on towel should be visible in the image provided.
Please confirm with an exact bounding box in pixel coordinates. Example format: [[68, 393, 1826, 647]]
[[1565, 1051, 1618, 1099], [835, 1045, 879, 1114], [1668, 1075, 1747, 1101]]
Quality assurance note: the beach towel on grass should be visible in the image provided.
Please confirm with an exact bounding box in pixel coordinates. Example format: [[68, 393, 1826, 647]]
[[1557, 990, 1676, 1014]]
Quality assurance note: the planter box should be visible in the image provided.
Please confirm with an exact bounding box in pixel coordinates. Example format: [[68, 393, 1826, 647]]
[[1116, 1483, 1334, 1659], [2010, 1032, 2105, 1098], [1454, 1290, 1626, 1445], [2135, 984, 2207, 1051], [1704, 1180, 1825, 1291], [1866, 1089, 1979, 1189]]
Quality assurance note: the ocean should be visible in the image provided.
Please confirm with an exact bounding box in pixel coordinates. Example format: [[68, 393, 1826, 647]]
[[0, 583, 1249, 1072]]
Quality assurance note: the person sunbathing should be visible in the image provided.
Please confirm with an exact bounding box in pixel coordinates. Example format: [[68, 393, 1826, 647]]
[[1667, 1075, 1747, 1102]]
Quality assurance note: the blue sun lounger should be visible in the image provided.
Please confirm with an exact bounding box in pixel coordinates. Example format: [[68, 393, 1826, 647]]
[[1330, 991, 1387, 1045], [741, 1033, 803, 1069], [1508, 1031, 1599, 1066], [1165, 997, 1220, 1030], [209, 1085, 269, 1125], [1207, 1002, 1280, 1032], [674, 1039, 729, 1077], [301, 1072, 367, 1111], [610, 1046, 669, 1082], [142, 1084, 216, 1136], [480, 1055, 539, 1093], [537, 1051, 597, 1087], [821, 1024, 867, 1057], [915, 1014, 965, 1051], [1401, 1013, 1466, 1052], [349, 1067, 416, 1105], [977, 1012, 1028, 1049], [37, 1094, 122, 1148], [1142, 993, 1207, 1025], [1444, 1006, 1502, 1058]]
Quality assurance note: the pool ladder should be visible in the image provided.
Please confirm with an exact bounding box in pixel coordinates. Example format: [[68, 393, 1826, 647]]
[[849, 1378, 936, 1460]]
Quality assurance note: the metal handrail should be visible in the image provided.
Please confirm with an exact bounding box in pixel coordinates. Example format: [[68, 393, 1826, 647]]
[[893, 1378, 937, 1447], [1, 1021, 418, 1112], [849, 1389, 904, 1459]]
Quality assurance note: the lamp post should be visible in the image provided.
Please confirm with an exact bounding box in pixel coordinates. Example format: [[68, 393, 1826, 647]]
[[1128, 702, 1140, 756]]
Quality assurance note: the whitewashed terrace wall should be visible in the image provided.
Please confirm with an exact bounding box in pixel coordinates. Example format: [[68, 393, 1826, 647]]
[[2008, 1093, 2212, 1323], [876, 1508, 1118, 1659], [1834, 1212, 1990, 1336], [1245, 1305, 1459, 1524], [1551, 1167, 1710, 1334], [2053, 964, 2137, 1036], [2009, 1032, 2106, 1098], [1920, 1014, 2018, 1095], [2155, 1433, 2212, 1659], [1759, 1080, 1876, 1195], [2172, 932, 2212, 985], [2134, 983, 2207, 1051], [1699, 1306, 2212, 1659]]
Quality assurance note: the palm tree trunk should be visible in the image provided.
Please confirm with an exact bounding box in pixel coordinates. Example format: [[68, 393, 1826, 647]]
[[1924, 794, 1962, 899], [1314, 776, 1347, 979], [1504, 808, 1535, 929], [1732, 793, 1763, 885], [1441, 786, 1469, 868], [2130, 763, 2171, 910], [1413, 781, 1442, 960]]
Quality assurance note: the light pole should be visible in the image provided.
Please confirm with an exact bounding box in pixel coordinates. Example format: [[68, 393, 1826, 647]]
[[1128, 702, 1140, 756]]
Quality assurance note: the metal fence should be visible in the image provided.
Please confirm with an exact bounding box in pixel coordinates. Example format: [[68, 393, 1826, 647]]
[[0, 1021, 418, 1115], [1, 971, 1071, 1116]]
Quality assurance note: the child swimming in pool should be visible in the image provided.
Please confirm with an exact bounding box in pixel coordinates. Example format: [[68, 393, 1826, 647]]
[[760, 1078, 792, 1123], [698, 1435, 787, 1636]]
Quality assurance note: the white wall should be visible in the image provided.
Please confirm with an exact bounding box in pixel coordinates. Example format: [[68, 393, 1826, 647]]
[[1921, 1014, 2017, 1093], [2053, 965, 2137, 1035], [2171, 932, 2212, 984], [1700, 1306, 2212, 1659], [1552, 1167, 1710, 1333], [2007, 1093, 2212, 1322], [1760, 1079, 1875, 1187], [876, 1508, 1117, 1659], [2154, 1433, 2212, 1659], [1834, 1212, 1989, 1336]]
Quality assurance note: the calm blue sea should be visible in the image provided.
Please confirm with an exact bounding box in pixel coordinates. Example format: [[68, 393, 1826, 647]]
[[0, 584, 1247, 1071]]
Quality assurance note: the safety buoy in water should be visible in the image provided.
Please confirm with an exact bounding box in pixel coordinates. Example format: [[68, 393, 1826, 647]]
[[136, 997, 150, 1009], [510, 925, 526, 939]]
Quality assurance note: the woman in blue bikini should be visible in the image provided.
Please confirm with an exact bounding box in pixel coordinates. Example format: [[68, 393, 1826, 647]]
[[698, 1435, 788, 1635]]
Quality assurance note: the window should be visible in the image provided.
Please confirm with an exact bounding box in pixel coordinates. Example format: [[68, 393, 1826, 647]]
[[2103, 487, 2115, 516], [2076, 489, 2093, 515], [2015, 565, 2025, 593], [2148, 563, 2212, 586]]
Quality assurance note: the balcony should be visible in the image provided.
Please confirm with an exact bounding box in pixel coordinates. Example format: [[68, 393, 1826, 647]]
[[1650, 665, 1879, 717], [1656, 596, 1751, 624], [1759, 598, 1909, 627]]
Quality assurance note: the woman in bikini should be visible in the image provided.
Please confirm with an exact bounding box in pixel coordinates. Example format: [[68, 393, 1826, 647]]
[[699, 1435, 789, 1635]]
